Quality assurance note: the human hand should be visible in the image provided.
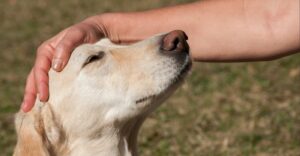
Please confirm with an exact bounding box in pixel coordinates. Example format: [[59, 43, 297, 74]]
[[21, 16, 107, 112]]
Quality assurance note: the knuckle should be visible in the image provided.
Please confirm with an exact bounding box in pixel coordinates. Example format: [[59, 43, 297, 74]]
[[34, 66, 45, 74], [58, 40, 72, 49], [37, 44, 51, 56], [69, 26, 85, 37], [34, 68, 48, 81], [24, 90, 35, 97], [35, 68, 47, 79]]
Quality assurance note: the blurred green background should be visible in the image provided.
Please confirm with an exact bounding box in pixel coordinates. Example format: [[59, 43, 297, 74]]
[[0, 0, 299, 155]]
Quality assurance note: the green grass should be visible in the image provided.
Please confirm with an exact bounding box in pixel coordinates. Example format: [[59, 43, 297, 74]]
[[0, 0, 299, 155]]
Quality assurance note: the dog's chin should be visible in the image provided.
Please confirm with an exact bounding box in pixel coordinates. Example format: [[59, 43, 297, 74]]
[[135, 56, 192, 106]]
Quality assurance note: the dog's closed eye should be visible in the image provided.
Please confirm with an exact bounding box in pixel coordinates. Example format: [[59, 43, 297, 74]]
[[83, 51, 105, 67]]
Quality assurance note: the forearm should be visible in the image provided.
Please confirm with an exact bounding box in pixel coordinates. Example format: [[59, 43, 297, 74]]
[[94, 0, 300, 61]]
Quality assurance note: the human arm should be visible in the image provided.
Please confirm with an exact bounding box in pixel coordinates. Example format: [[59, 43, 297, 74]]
[[100, 0, 300, 61], [22, 0, 300, 112]]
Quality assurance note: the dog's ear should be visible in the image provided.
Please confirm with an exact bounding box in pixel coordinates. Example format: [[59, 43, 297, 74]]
[[13, 110, 50, 156], [13, 102, 62, 156]]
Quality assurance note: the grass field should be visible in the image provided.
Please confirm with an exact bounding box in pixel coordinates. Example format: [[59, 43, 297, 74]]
[[0, 0, 299, 155]]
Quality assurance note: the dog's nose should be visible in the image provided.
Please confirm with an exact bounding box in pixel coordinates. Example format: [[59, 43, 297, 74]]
[[161, 30, 189, 53]]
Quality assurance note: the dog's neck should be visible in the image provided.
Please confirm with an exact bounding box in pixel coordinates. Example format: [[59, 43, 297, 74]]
[[44, 102, 147, 156], [65, 116, 145, 156]]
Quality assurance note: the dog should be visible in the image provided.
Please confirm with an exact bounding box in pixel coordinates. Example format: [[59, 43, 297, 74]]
[[13, 30, 192, 156]]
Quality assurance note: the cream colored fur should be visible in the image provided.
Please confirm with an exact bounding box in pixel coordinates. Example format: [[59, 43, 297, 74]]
[[14, 33, 192, 156]]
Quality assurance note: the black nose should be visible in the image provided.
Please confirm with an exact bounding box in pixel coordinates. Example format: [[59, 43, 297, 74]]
[[161, 30, 189, 53]]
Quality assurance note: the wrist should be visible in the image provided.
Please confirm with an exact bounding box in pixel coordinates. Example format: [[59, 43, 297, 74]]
[[83, 13, 130, 43]]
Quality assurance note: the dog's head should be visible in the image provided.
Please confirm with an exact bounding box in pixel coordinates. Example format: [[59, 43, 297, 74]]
[[50, 30, 191, 124], [14, 30, 192, 156]]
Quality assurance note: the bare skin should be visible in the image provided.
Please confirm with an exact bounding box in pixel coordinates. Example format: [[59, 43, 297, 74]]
[[22, 0, 300, 112]]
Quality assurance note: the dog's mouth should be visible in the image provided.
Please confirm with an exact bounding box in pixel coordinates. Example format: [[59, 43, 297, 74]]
[[136, 95, 155, 104]]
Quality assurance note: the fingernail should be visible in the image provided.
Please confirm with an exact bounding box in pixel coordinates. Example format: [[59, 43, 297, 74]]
[[52, 58, 63, 71]]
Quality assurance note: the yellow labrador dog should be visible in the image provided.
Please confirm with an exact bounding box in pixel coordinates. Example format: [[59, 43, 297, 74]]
[[14, 30, 192, 156]]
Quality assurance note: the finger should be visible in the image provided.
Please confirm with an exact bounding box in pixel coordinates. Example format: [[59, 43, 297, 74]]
[[34, 44, 53, 102], [22, 69, 37, 112], [52, 28, 86, 71], [21, 29, 69, 112]]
